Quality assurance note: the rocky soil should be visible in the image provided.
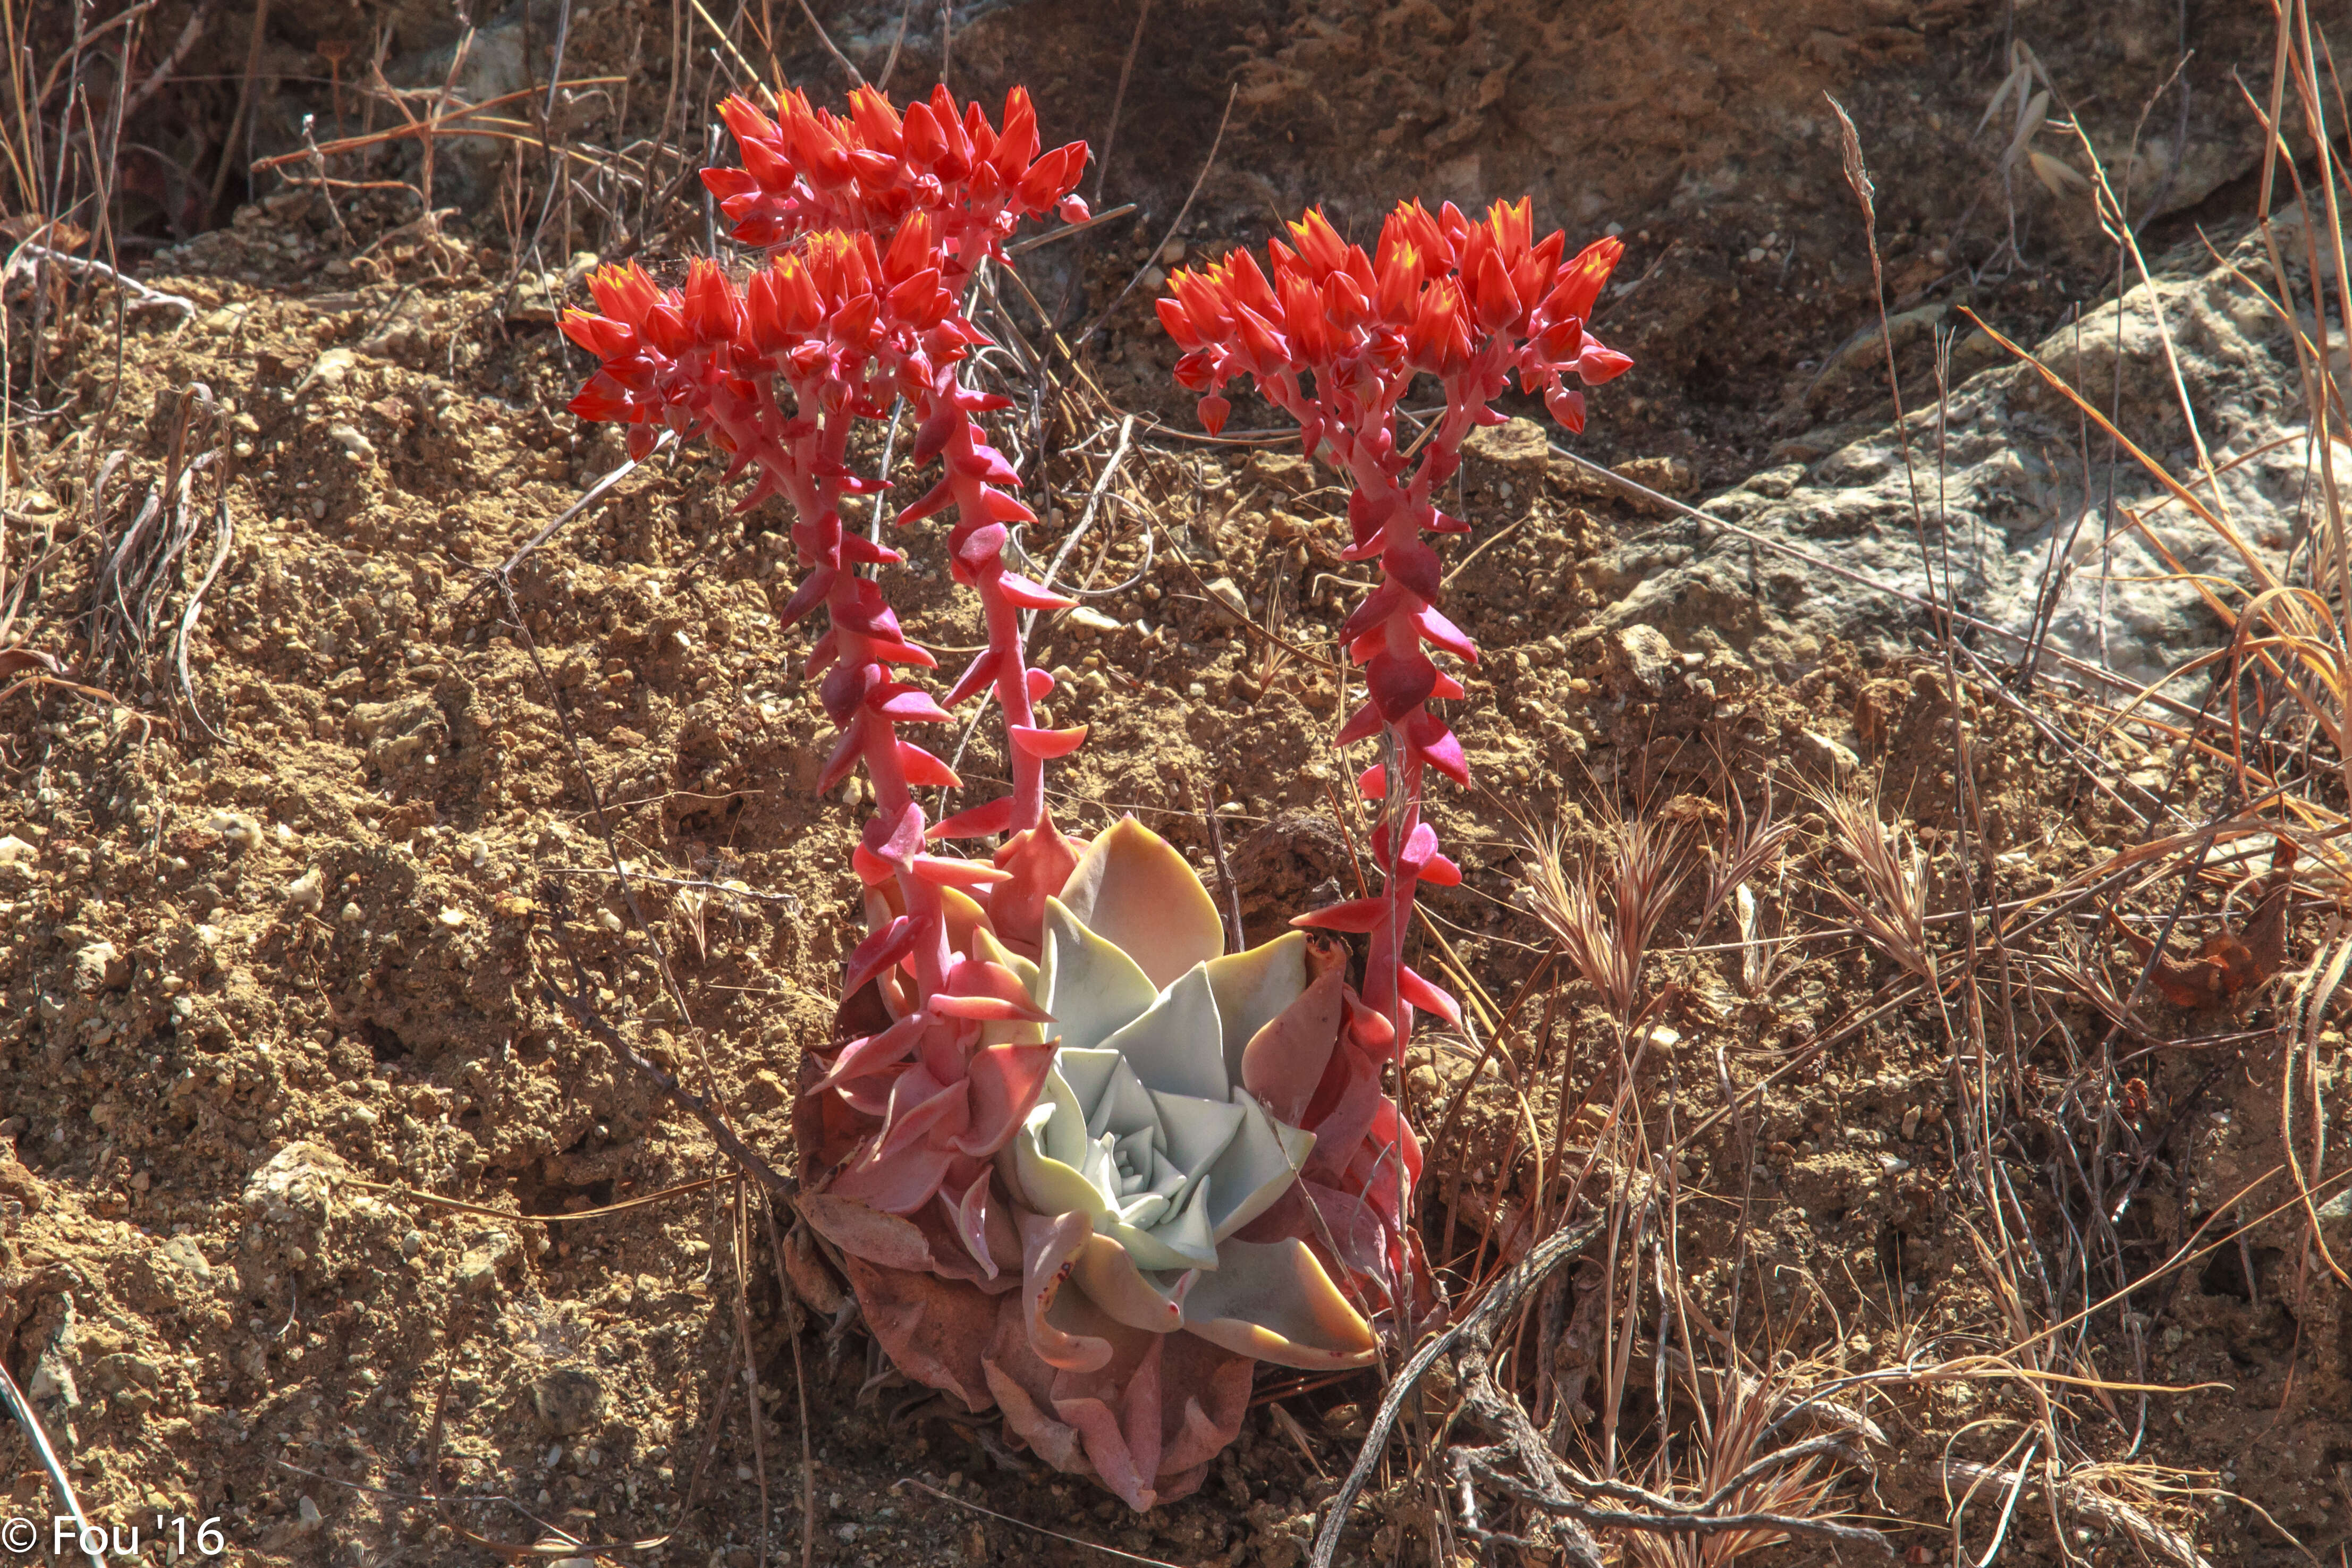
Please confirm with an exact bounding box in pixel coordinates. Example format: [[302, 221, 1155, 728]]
[[1, 1, 2347, 1565]]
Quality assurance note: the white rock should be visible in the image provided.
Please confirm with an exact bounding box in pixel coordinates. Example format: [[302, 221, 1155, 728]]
[[285, 867, 324, 912], [1599, 234, 2316, 686]]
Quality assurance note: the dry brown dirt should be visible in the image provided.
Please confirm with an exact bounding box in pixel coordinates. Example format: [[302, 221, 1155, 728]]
[[0, 1, 2340, 1565]]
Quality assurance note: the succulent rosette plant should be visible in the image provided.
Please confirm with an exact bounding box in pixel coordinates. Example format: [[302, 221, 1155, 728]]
[[559, 77, 1454, 1512], [798, 818, 1402, 1508]]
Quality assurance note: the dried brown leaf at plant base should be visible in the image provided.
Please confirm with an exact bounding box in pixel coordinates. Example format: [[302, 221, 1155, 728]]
[[2101, 840, 2297, 1011]]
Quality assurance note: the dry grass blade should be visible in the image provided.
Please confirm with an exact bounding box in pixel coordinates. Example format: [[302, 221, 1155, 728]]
[[0, 1355, 106, 1568], [1808, 781, 1935, 984], [1703, 784, 1795, 918], [1942, 1460, 2211, 1568], [80, 383, 229, 726], [1618, 1366, 1874, 1568]]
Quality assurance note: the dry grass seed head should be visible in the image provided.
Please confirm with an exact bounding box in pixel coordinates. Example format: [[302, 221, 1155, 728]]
[[1808, 780, 1935, 984], [1516, 803, 1692, 1031]]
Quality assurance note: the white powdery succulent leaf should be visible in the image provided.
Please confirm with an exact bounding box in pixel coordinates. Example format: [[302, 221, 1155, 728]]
[[1038, 901, 1156, 1054], [1094, 961, 1229, 1102]]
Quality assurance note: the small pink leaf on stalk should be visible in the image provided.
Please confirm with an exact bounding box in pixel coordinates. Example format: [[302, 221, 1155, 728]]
[[1342, 989, 1395, 1054], [776, 564, 838, 628], [844, 913, 921, 993], [1366, 648, 1437, 721], [840, 535, 903, 566], [1334, 699, 1382, 747], [945, 647, 1003, 707], [899, 476, 958, 523], [1198, 394, 1231, 434], [877, 689, 955, 721], [1397, 964, 1462, 1028], [864, 802, 929, 863], [956, 522, 1010, 567], [1407, 709, 1470, 785], [1420, 852, 1462, 887], [912, 403, 961, 463], [1356, 763, 1386, 799], [931, 950, 1053, 1024], [984, 809, 1082, 954], [1576, 342, 1635, 384], [815, 1012, 927, 1090], [1395, 823, 1441, 875], [1292, 897, 1389, 935], [1009, 724, 1088, 759], [1411, 605, 1478, 660], [1338, 579, 1408, 643], [1384, 538, 1444, 603], [897, 741, 962, 788], [851, 841, 895, 886], [816, 718, 868, 793], [929, 796, 1017, 839], [994, 573, 1077, 611], [876, 1067, 973, 1160], [1546, 385, 1588, 432], [1025, 667, 1054, 699], [909, 854, 1011, 888], [952, 443, 1022, 484]]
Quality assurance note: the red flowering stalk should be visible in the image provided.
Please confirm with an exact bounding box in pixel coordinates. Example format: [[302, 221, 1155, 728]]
[[563, 227, 1058, 1218], [1155, 199, 1629, 1265], [709, 83, 1091, 847]]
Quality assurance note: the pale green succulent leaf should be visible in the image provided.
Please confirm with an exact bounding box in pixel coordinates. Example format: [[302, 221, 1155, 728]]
[[1149, 1089, 1247, 1211], [1204, 932, 1311, 1081], [1097, 961, 1229, 1103], [1085, 1055, 1163, 1141], [1069, 1233, 1190, 1334], [1180, 1238, 1378, 1369], [1205, 1091, 1315, 1242], [1104, 1176, 1219, 1270], [1014, 1139, 1114, 1232], [1039, 898, 1156, 1054]]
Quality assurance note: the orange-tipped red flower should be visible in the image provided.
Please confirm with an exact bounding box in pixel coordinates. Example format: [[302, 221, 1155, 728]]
[[704, 83, 1088, 291]]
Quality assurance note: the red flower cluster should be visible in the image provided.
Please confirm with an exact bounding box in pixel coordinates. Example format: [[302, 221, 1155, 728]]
[[708, 84, 1089, 290], [701, 82, 1091, 837], [1155, 198, 1630, 1032]]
